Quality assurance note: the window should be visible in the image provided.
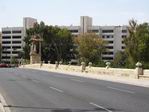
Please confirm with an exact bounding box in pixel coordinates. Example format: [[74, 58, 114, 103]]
[[12, 36, 21, 39], [107, 35, 110, 38], [106, 46, 113, 49], [92, 30, 99, 33], [12, 46, 21, 49], [2, 56, 10, 59], [108, 41, 113, 44], [12, 41, 21, 44], [12, 30, 22, 33], [2, 41, 11, 44], [102, 30, 114, 33], [122, 30, 127, 33], [2, 31, 11, 34], [102, 52, 113, 55], [102, 35, 105, 38], [122, 35, 127, 38], [2, 36, 11, 39], [122, 46, 125, 49], [102, 57, 113, 60], [103, 35, 113, 38], [2, 46, 11, 49], [69, 30, 78, 33], [12, 51, 19, 54], [122, 41, 124, 44], [2, 51, 11, 54]]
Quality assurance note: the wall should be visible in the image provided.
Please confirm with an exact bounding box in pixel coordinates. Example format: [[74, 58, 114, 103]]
[[23, 64, 138, 79]]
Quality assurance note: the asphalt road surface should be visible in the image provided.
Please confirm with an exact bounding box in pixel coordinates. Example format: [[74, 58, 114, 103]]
[[0, 68, 149, 112]]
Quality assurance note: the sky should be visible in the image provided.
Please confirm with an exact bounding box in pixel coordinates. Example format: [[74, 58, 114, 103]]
[[0, 0, 149, 30]]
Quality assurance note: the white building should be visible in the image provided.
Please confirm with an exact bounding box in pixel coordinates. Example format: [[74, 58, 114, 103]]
[[1, 18, 37, 63], [61, 16, 128, 61], [0, 32, 1, 44], [1, 16, 127, 63]]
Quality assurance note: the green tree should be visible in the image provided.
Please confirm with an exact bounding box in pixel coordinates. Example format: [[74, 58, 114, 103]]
[[125, 19, 138, 67], [23, 22, 74, 63], [113, 51, 127, 68], [11, 57, 18, 65], [74, 33, 106, 64], [125, 20, 149, 68]]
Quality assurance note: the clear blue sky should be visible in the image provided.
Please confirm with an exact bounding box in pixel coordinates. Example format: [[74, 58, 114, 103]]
[[0, 0, 149, 30]]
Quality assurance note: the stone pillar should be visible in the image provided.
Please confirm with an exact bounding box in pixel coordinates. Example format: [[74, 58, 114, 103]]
[[88, 62, 92, 68], [68, 61, 71, 66], [81, 62, 86, 72], [106, 62, 111, 69], [55, 61, 59, 70], [59, 61, 62, 65], [135, 62, 143, 79], [48, 61, 51, 64]]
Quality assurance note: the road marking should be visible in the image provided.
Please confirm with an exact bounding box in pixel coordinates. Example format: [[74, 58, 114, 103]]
[[50, 87, 64, 93], [107, 86, 135, 94], [70, 79, 84, 83], [90, 102, 112, 112]]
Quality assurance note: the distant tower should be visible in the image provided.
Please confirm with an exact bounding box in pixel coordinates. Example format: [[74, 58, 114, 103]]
[[80, 16, 92, 34], [23, 17, 37, 30], [23, 17, 37, 47]]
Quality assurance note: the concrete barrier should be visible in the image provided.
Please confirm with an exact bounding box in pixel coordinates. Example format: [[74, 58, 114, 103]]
[[21, 64, 143, 79]]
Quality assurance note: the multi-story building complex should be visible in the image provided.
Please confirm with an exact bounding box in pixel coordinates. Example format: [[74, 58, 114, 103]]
[[1, 18, 37, 63], [61, 16, 128, 61], [0, 32, 1, 62], [1, 16, 127, 63], [0, 32, 1, 43]]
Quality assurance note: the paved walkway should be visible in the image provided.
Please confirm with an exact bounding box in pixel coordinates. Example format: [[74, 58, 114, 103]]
[[21, 66, 149, 88]]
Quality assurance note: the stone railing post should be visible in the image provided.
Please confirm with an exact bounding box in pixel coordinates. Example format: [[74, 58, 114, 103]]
[[106, 62, 111, 69], [68, 61, 71, 66], [48, 61, 51, 64], [81, 62, 86, 72], [88, 62, 92, 68], [59, 61, 62, 65], [55, 61, 59, 70], [40, 61, 43, 68], [135, 62, 143, 79]]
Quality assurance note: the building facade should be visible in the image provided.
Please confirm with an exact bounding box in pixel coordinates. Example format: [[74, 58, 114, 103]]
[[61, 16, 128, 61], [1, 16, 128, 63], [1, 18, 37, 63], [0, 32, 1, 62]]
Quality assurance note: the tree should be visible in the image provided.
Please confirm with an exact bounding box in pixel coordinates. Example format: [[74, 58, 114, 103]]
[[113, 51, 127, 68], [74, 33, 106, 64], [124, 19, 138, 67], [125, 20, 149, 68], [23, 22, 74, 63], [136, 23, 149, 62]]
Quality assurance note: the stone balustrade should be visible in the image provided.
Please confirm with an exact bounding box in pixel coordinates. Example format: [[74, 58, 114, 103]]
[[21, 62, 149, 79]]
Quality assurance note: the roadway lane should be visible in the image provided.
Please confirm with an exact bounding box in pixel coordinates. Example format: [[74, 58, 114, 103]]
[[0, 68, 149, 112]]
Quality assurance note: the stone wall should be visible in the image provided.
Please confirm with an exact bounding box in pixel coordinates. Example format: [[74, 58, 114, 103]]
[[22, 64, 138, 79], [144, 70, 149, 76]]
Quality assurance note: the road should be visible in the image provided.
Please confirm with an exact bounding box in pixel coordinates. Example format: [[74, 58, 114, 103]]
[[0, 68, 149, 112]]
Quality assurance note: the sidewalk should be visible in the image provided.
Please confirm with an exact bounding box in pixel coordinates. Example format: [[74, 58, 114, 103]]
[[22, 66, 149, 88]]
